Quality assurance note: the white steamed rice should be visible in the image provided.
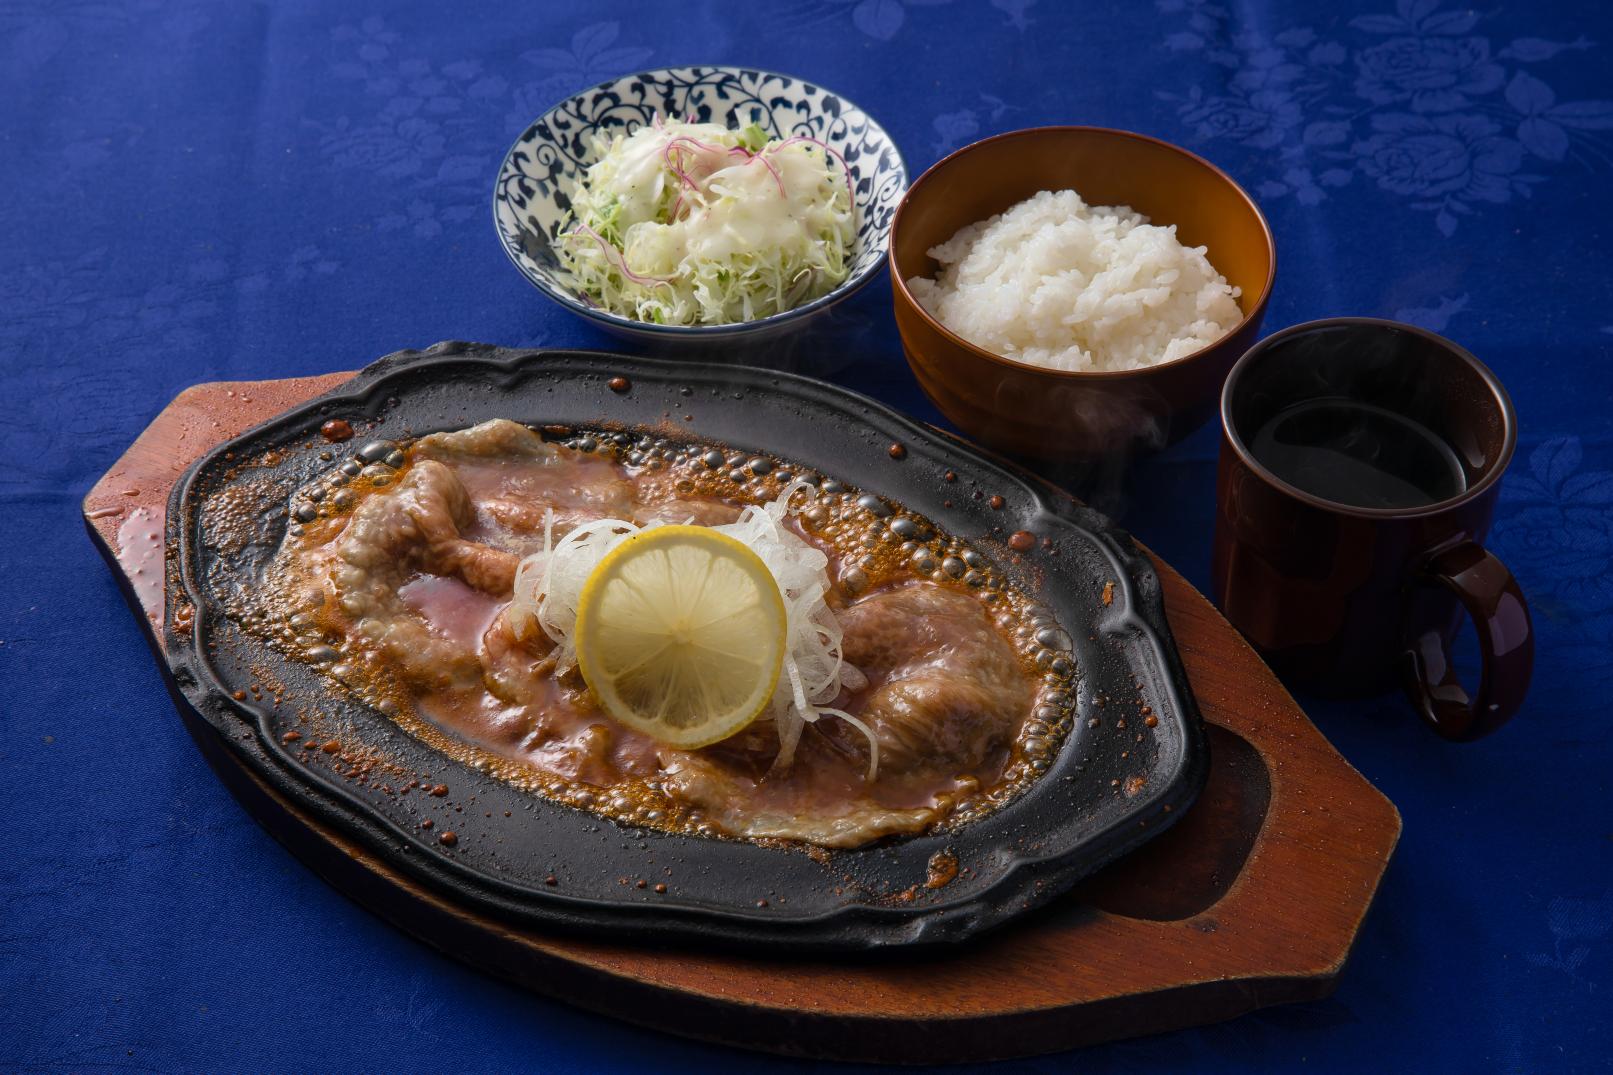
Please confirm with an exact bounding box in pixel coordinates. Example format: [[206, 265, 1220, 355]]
[[906, 189, 1242, 373]]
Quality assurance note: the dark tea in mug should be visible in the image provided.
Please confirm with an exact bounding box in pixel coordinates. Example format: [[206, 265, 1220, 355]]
[[1213, 318, 1532, 741], [1247, 399, 1468, 510]]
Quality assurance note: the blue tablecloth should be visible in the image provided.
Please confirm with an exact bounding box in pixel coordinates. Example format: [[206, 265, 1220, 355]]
[[5, 1, 1610, 1070]]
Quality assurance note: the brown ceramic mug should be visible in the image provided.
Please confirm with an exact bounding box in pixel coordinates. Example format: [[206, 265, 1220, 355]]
[[1212, 318, 1532, 741]]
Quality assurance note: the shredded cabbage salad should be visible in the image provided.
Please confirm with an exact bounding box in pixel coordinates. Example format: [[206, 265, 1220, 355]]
[[553, 116, 856, 326], [507, 481, 879, 781]]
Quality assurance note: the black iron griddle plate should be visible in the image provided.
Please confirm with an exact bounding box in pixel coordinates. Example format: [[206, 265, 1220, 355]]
[[165, 342, 1207, 951]]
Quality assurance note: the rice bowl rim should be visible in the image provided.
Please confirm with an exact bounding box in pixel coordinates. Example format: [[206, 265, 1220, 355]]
[[889, 125, 1277, 381]]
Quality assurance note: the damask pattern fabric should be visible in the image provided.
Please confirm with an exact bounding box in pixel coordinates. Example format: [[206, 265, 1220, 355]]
[[2, 2, 1608, 1071]]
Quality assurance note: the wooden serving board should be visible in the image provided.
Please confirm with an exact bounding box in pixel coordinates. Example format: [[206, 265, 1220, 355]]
[[85, 373, 1401, 1064]]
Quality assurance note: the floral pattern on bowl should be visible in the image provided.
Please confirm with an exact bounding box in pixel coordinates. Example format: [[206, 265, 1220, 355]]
[[493, 66, 906, 346]]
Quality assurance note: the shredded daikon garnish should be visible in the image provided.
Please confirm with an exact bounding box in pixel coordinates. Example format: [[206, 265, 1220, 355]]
[[508, 482, 878, 780]]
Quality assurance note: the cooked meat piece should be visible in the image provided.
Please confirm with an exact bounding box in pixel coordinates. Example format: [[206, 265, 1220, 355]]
[[690, 584, 1028, 806], [662, 753, 943, 847], [334, 459, 517, 596], [455, 461, 635, 550], [699, 718, 785, 777], [414, 421, 739, 541], [413, 418, 557, 462], [836, 584, 1029, 774], [479, 494, 635, 541], [320, 460, 517, 688], [413, 420, 640, 550], [473, 476, 739, 536], [480, 606, 559, 705], [633, 496, 742, 527], [685, 584, 1028, 787], [440, 539, 518, 593]]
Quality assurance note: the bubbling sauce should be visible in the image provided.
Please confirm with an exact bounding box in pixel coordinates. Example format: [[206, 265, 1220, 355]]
[[250, 420, 1077, 848]]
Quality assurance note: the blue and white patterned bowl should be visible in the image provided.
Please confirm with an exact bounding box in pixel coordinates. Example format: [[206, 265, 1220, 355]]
[[493, 66, 906, 350]]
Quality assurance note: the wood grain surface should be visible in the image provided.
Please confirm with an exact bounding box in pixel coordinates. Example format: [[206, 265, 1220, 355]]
[[84, 373, 1401, 1064]]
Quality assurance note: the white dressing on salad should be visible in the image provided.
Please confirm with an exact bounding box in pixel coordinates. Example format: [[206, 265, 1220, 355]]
[[553, 117, 855, 325]]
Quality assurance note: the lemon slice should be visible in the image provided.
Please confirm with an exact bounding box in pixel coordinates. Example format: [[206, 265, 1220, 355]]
[[574, 525, 787, 748]]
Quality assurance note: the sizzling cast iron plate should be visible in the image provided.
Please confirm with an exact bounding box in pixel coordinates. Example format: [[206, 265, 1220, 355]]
[[166, 342, 1207, 951]]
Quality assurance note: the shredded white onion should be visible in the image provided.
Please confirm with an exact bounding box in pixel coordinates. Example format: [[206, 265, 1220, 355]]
[[507, 482, 878, 780]]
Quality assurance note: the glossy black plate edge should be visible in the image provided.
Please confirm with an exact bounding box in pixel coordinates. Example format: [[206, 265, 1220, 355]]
[[160, 341, 1208, 952]]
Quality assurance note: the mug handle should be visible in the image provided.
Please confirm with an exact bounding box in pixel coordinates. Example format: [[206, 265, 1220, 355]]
[[1401, 541, 1533, 742]]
